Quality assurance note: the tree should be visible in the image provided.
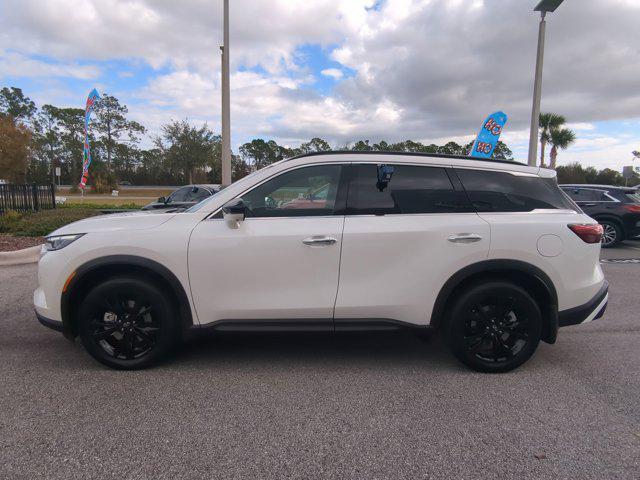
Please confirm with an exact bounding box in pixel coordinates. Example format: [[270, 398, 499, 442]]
[[156, 120, 219, 184], [0, 116, 31, 182], [437, 141, 465, 156], [0, 87, 36, 123], [595, 168, 623, 186], [239, 139, 289, 169], [54, 108, 85, 185], [556, 162, 587, 184], [538, 113, 566, 167], [32, 105, 63, 184], [584, 166, 598, 184], [549, 128, 576, 168], [492, 141, 514, 160], [93, 94, 145, 173], [298, 137, 331, 153], [351, 140, 374, 151]]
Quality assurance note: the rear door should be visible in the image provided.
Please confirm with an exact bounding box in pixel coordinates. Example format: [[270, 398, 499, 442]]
[[334, 163, 490, 326]]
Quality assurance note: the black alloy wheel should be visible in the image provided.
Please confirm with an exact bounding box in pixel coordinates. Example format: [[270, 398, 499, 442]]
[[445, 281, 542, 373], [78, 277, 180, 369]]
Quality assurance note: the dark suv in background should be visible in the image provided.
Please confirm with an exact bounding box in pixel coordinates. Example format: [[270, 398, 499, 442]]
[[560, 184, 640, 247]]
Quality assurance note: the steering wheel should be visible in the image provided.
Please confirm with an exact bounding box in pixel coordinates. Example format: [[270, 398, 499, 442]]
[[265, 195, 278, 208]]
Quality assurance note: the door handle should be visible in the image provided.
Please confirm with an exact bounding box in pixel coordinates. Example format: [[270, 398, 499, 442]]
[[448, 233, 483, 244], [302, 236, 337, 247]]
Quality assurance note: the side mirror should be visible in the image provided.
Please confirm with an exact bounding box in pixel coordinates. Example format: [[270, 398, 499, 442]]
[[158, 196, 167, 204], [222, 198, 247, 229]]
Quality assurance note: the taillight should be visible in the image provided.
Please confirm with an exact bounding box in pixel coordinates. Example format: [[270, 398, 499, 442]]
[[568, 224, 603, 244], [623, 204, 640, 213]]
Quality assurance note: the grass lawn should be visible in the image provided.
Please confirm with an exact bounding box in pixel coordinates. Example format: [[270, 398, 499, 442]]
[[63, 197, 152, 207]]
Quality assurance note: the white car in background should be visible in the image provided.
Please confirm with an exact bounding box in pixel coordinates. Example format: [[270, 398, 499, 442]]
[[34, 151, 608, 372]]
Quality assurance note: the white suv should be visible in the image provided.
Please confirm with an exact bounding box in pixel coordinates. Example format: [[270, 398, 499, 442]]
[[34, 152, 608, 372]]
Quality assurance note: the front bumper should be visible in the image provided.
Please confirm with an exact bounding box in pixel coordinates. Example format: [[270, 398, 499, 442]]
[[36, 311, 64, 332], [558, 280, 609, 327]]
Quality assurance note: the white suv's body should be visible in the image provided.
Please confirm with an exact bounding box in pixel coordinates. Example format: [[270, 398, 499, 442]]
[[35, 152, 608, 371]]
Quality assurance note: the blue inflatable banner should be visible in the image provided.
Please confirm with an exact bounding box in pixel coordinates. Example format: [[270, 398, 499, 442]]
[[79, 88, 100, 190], [469, 111, 508, 158]]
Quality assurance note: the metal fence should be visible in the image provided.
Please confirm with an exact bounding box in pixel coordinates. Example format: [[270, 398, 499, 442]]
[[0, 183, 56, 214]]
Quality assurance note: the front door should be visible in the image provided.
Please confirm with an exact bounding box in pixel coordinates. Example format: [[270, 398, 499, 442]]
[[188, 164, 346, 325]]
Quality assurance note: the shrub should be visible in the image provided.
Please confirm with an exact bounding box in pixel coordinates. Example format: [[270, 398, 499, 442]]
[[0, 210, 23, 233], [91, 171, 118, 194], [0, 208, 101, 237]]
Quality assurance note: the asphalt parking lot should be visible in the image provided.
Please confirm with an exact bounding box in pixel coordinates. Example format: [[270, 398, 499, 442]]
[[1, 252, 639, 479]]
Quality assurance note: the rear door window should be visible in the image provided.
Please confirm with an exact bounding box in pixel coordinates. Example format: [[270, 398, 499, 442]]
[[565, 188, 607, 202], [346, 164, 472, 215], [456, 169, 576, 212]]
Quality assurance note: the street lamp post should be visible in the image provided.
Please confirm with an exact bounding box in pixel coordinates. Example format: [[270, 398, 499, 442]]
[[221, 0, 232, 186], [527, 0, 565, 167]]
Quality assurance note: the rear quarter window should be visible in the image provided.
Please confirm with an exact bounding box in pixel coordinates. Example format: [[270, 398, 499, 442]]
[[456, 169, 577, 212]]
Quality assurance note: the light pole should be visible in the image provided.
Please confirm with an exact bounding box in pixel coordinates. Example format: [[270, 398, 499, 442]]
[[221, 0, 232, 186], [527, 0, 565, 167]]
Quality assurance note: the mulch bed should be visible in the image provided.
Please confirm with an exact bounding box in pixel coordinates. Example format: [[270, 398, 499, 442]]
[[0, 234, 45, 252]]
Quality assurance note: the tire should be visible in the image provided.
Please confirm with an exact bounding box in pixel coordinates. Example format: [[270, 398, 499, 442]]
[[445, 281, 542, 373], [599, 220, 622, 248], [77, 277, 181, 369]]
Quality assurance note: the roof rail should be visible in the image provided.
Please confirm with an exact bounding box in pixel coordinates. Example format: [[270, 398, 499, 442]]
[[284, 150, 526, 166]]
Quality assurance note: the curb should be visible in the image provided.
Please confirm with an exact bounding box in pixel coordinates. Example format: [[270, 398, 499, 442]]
[[0, 245, 42, 266]]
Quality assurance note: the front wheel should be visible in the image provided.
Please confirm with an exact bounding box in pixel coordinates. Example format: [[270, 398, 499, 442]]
[[77, 277, 180, 369], [445, 281, 542, 373]]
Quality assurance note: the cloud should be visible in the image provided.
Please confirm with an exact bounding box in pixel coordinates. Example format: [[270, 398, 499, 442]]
[[1, 0, 639, 170], [321, 68, 344, 79], [0, 51, 100, 80]]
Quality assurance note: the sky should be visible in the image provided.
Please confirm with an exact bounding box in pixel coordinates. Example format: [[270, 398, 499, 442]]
[[1, 0, 639, 170]]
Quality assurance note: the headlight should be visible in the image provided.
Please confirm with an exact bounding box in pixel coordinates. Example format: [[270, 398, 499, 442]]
[[45, 234, 84, 251]]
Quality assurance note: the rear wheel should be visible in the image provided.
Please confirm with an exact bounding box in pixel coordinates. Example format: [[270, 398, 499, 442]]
[[599, 220, 622, 248], [77, 277, 180, 369], [445, 281, 542, 373]]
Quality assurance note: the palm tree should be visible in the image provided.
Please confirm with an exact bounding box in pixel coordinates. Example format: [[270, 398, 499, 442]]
[[549, 128, 576, 168], [539, 113, 566, 167]]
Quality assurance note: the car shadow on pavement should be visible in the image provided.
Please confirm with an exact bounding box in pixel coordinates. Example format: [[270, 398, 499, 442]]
[[174, 330, 463, 372]]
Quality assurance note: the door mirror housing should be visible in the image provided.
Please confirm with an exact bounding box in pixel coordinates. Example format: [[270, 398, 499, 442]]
[[158, 196, 167, 204], [222, 198, 247, 229]]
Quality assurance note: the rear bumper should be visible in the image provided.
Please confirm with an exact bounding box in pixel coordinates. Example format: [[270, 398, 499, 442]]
[[558, 281, 609, 327]]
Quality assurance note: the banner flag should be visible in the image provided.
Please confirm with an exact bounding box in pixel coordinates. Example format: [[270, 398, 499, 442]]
[[469, 111, 508, 159], [79, 88, 100, 190]]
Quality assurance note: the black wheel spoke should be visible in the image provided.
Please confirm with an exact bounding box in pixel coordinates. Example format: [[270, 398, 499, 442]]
[[494, 336, 514, 359], [93, 326, 119, 340], [122, 334, 135, 359], [133, 327, 156, 346], [133, 305, 152, 321], [92, 318, 115, 328]]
